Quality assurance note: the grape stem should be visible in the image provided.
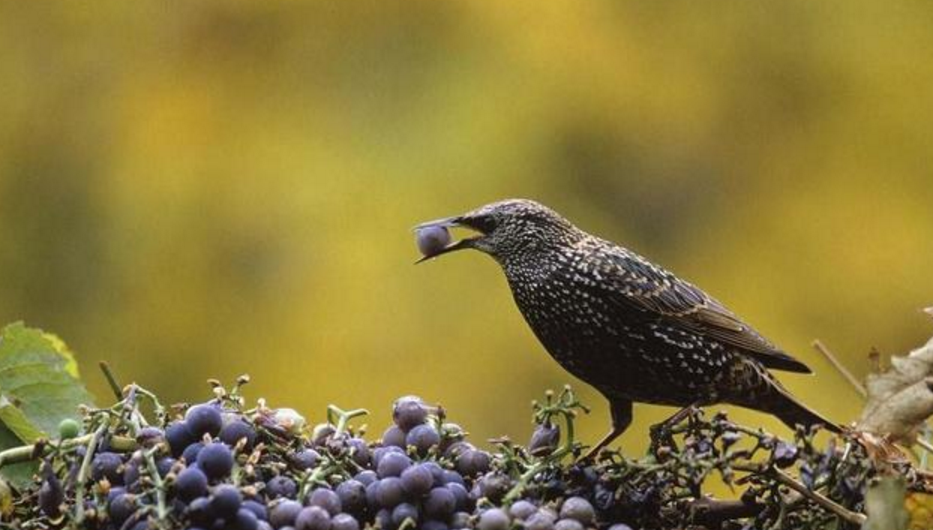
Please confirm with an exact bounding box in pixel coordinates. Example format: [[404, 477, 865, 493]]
[[73, 421, 108, 525], [503, 387, 583, 504], [326, 405, 369, 437], [123, 384, 170, 527], [0, 433, 136, 469], [98, 361, 124, 401], [732, 463, 867, 525]]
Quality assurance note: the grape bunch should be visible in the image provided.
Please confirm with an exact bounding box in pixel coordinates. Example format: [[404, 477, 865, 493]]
[[3, 379, 926, 530]]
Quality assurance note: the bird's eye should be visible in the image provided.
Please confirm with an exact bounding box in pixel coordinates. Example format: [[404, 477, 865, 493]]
[[466, 215, 497, 234]]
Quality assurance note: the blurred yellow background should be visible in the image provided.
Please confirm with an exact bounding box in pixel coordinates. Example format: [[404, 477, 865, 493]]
[[1, 1, 932, 454]]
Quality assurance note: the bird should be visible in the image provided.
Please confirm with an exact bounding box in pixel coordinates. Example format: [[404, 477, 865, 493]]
[[415, 198, 838, 457]]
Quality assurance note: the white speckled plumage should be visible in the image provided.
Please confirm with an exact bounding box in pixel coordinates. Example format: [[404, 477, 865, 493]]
[[422, 198, 837, 443]]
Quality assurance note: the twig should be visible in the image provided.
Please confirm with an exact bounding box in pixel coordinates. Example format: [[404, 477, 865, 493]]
[[0, 433, 136, 469], [74, 422, 108, 524], [99, 361, 124, 401], [916, 435, 933, 456], [812, 340, 867, 398], [732, 463, 867, 525], [771, 467, 867, 525]]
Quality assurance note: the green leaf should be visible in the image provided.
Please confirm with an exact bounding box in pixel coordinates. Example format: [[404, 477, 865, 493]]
[[0, 323, 95, 486], [863, 475, 909, 530], [0, 322, 95, 441], [0, 422, 35, 490]]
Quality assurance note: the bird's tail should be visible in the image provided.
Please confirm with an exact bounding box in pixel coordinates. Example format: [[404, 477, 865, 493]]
[[768, 386, 841, 433], [731, 365, 841, 433]]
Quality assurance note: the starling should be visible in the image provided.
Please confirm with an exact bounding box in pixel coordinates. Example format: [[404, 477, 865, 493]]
[[416, 198, 838, 456]]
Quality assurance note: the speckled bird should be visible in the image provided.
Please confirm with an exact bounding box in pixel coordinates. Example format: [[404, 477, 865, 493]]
[[416, 198, 837, 456]]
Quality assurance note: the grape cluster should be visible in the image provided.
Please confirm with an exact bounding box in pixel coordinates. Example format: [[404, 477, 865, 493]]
[[7, 380, 925, 530]]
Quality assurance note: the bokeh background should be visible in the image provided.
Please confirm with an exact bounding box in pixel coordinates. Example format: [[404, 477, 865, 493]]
[[1, 1, 932, 453]]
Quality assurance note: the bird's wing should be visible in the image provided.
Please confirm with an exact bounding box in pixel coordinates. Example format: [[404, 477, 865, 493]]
[[592, 246, 812, 374]]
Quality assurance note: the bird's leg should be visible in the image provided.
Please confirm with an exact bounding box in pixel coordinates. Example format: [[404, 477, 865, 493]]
[[649, 403, 701, 452], [582, 399, 632, 460]]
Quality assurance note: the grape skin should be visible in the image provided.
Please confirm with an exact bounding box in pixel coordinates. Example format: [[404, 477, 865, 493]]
[[400, 463, 434, 497], [197, 442, 235, 480], [175, 467, 208, 501], [185, 404, 223, 438], [415, 226, 452, 258]]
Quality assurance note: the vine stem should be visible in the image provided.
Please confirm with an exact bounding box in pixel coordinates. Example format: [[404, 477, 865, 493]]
[[99, 361, 124, 401], [503, 407, 577, 504], [0, 434, 136, 469], [74, 422, 108, 524], [142, 446, 169, 524], [733, 463, 867, 525]]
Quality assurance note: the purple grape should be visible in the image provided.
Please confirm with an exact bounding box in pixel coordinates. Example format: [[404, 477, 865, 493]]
[[347, 437, 371, 467], [607, 525, 634, 530], [311, 424, 336, 446], [186, 403, 223, 438], [331, 513, 360, 530], [558, 497, 594, 525], [382, 426, 407, 448], [187, 496, 215, 527], [528, 422, 560, 456], [292, 448, 320, 471], [376, 451, 412, 478], [233, 508, 260, 530], [92, 452, 125, 484], [400, 463, 434, 497], [446, 482, 471, 511], [123, 454, 143, 489], [525, 511, 557, 530], [372, 446, 404, 468], [136, 426, 165, 449], [392, 396, 428, 431], [455, 449, 491, 477], [473, 474, 511, 504], [175, 467, 208, 502], [416, 226, 452, 257], [365, 480, 379, 510], [422, 521, 449, 530], [336, 480, 367, 514], [220, 420, 257, 450], [423, 487, 456, 520], [374, 509, 393, 530], [243, 500, 268, 521], [477, 508, 510, 530], [374, 477, 405, 508], [442, 470, 465, 486], [267, 476, 298, 500], [406, 424, 441, 455], [307, 488, 342, 516], [354, 470, 378, 486], [295, 506, 331, 530], [197, 442, 234, 480], [156, 457, 176, 478], [108, 492, 136, 525], [392, 502, 420, 527], [211, 485, 242, 520], [182, 442, 205, 465], [450, 512, 471, 529], [554, 520, 584, 530], [509, 500, 537, 520], [270, 500, 303, 529]]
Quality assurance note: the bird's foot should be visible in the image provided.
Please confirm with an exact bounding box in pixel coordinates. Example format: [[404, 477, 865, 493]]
[[648, 405, 701, 453]]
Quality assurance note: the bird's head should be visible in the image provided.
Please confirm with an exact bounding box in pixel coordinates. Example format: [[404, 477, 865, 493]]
[[415, 198, 580, 263]]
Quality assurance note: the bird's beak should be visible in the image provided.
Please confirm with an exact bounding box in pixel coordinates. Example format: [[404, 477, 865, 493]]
[[413, 215, 483, 264]]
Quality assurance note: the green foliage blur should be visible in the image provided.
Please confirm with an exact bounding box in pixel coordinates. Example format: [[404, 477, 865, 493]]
[[1, 1, 932, 455]]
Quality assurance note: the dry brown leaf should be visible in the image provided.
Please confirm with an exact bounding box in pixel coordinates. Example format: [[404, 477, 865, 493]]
[[858, 335, 933, 443]]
